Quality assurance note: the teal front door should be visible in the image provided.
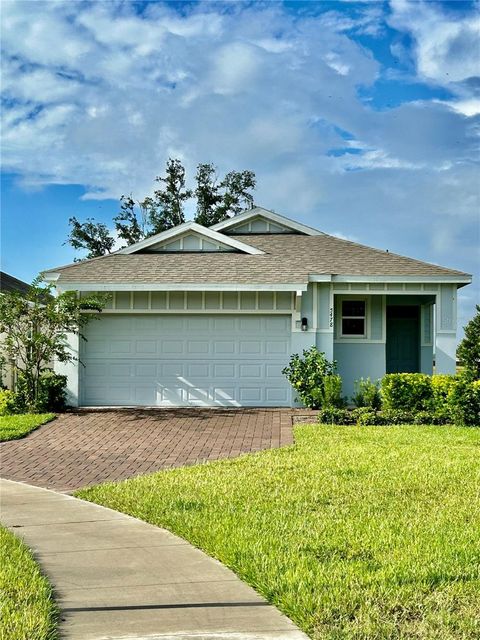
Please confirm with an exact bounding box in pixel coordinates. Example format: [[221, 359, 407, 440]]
[[386, 306, 420, 373]]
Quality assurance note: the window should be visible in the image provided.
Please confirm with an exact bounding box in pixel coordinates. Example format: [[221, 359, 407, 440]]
[[341, 300, 366, 336]]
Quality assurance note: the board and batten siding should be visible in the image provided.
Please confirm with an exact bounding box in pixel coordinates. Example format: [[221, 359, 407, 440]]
[[82, 290, 294, 313]]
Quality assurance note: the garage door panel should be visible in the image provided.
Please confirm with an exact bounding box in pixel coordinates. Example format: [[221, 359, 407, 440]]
[[186, 340, 210, 355], [161, 340, 184, 355], [213, 363, 235, 377], [81, 314, 291, 407], [135, 340, 157, 354]]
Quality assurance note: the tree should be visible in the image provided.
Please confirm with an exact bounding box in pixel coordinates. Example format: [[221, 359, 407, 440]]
[[193, 166, 256, 227], [457, 305, 480, 380], [194, 163, 222, 227], [215, 170, 256, 219], [66, 159, 257, 258], [0, 279, 106, 410], [113, 195, 146, 246], [149, 158, 192, 233], [67, 217, 115, 260]]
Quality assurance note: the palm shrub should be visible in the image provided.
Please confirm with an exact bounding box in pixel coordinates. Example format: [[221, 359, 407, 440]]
[[282, 347, 338, 409]]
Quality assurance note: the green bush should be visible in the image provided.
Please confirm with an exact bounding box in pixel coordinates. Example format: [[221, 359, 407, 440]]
[[283, 347, 337, 409], [381, 373, 433, 412], [351, 407, 382, 425], [352, 378, 381, 410], [449, 377, 480, 427], [317, 407, 353, 425], [323, 374, 345, 408], [431, 374, 457, 420], [0, 389, 16, 416], [14, 371, 67, 413]]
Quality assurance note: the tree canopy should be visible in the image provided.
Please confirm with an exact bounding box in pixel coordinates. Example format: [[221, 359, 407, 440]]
[[66, 159, 256, 259]]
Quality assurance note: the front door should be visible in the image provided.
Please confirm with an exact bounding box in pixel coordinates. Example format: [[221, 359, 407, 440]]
[[386, 306, 420, 373]]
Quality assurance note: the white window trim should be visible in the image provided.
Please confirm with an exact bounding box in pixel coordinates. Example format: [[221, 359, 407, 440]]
[[335, 296, 370, 341]]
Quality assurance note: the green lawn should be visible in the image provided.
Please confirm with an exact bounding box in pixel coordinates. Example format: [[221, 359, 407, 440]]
[[77, 425, 480, 640], [0, 526, 57, 640], [0, 414, 56, 442]]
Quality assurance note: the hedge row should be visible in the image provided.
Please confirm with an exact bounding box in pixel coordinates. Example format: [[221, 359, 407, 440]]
[[319, 373, 480, 427]]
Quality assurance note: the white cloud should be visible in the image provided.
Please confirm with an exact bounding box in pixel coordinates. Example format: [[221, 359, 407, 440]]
[[389, 0, 480, 84]]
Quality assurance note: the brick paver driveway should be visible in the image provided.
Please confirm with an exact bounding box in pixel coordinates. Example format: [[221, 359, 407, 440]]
[[0, 409, 295, 492]]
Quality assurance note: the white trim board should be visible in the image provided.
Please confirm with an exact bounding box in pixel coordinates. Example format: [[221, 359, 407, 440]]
[[117, 221, 264, 256], [211, 207, 323, 236], [327, 274, 471, 284], [57, 282, 309, 292]]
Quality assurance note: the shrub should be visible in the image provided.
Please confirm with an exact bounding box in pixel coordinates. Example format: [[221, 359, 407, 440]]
[[352, 378, 382, 410], [323, 374, 345, 408], [412, 410, 448, 425], [14, 372, 67, 413], [317, 407, 354, 425], [0, 389, 16, 416], [381, 374, 433, 412], [431, 374, 457, 420], [457, 304, 480, 380], [283, 347, 337, 409], [449, 377, 480, 427], [351, 407, 383, 425]]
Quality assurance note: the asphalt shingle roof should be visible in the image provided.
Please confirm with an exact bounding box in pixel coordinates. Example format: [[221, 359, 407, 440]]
[[45, 233, 469, 285]]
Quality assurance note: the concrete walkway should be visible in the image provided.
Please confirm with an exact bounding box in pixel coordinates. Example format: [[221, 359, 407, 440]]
[[0, 479, 307, 640]]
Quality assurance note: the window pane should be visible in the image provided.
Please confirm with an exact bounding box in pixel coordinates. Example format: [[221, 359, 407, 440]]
[[342, 318, 365, 335], [342, 300, 365, 317]]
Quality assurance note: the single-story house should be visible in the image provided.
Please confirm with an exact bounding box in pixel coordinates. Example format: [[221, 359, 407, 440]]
[[44, 208, 472, 408]]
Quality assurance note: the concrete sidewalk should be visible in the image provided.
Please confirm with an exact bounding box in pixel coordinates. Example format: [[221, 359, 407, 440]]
[[0, 479, 307, 640]]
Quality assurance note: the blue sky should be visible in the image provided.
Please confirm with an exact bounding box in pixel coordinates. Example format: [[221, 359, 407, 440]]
[[1, 0, 479, 333]]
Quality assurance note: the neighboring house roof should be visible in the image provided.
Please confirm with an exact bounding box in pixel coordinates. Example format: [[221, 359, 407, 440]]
[[0, 272, 30, 294], [44, 210, 471, 288]]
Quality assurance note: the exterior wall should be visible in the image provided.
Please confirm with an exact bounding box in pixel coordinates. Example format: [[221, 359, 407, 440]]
[[64, 282, 460, 407], [435, 284, 457, 374], [81, 290, 294, 313], [334, 342, 385, 399], [55, 332, 80, 407]]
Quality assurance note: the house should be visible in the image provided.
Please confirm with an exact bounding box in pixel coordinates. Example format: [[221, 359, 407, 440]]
[[43, 208, 471, 407], [0, 271, 31, 388]]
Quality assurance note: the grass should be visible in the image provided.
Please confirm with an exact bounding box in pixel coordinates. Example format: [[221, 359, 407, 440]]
[[77, 424, 480, 640], [0, 414, 56, 442], [0, 526, 57, 640]]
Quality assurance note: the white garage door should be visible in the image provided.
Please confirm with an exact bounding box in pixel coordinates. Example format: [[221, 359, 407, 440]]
[[80, 314, 292, 407]]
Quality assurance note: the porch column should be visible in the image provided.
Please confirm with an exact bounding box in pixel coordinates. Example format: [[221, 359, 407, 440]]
[[435, 284, 457, 374], [55, 332, 80, 407], [315, 282, 334, 361]]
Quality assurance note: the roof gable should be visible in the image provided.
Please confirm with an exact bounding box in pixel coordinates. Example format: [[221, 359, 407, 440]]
[[211, 207, 323, 236], [117, 221, 264, 255]]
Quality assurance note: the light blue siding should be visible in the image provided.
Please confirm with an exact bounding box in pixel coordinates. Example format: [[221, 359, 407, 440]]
[[334, 343, 385, 399], [370, 296, 383, 340]]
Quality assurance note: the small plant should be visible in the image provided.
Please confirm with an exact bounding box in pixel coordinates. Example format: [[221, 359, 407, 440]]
[[323, 374, 345, 408], [0, 389, 16, 416], [352, 378, 382, 410], [282, 346, 337, 409]]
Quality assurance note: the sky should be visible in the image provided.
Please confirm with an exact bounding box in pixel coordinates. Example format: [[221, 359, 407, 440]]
[[1, 0, 479, 334]]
